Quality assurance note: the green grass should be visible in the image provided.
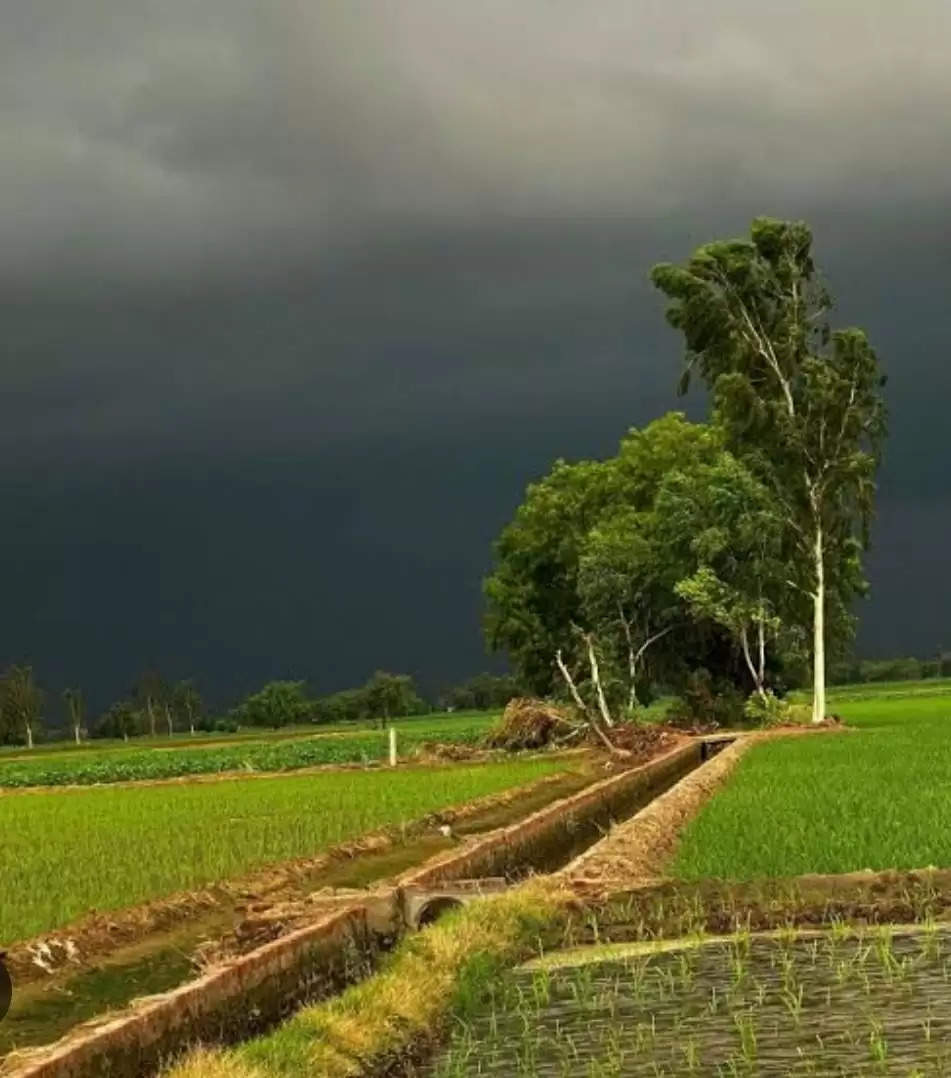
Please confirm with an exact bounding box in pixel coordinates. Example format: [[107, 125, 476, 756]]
[[166, 884, 569, 1078], [792, 676, 951, 703], [673, 690, 951, 879], [0, 758, 565, 944], [0, 713, 499, 788]]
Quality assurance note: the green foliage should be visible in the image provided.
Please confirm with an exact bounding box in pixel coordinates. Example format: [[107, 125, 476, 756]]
[[832, 657, 929, 685], [362, 670, 424, 727], [0, 715, 497, 787], [232, 680, 312, 728], [440, 673, 525, 711], [484, 413, 737, 706], [484, 455, 620, 695], [656, 454, 786, 687], [171, 679, 203, 731], [62, 687, 85, 739], [665, 669, 745, 729], [652, 217, 887, 717], [0, 665, 44, 747], [741, 690, 809, 728], [94, 699, 139, 740], [312, 686, 370, 725], [0, 758, 564, 943]]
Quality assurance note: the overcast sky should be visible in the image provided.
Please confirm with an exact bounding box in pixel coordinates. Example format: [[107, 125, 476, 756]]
[[3, 2, 949, 711]]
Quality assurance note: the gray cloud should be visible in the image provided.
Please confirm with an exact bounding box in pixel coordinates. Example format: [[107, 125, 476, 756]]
[[4, 2, 951, 278], [1, 2, 948, 704]]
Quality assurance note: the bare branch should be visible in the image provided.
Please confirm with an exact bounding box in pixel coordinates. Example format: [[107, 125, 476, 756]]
[[555, 649, 588, 715], [585, 633, 615, 728]]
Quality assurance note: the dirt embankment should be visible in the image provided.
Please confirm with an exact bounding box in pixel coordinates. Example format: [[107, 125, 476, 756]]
[[560, 724, 847, 896]]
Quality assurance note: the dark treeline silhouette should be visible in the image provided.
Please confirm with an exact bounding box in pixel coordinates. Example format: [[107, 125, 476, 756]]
[[0, 667, 526, 747]]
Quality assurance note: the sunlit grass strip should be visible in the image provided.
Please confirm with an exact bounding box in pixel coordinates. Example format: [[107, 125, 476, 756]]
[[672, 694, 951, 879], [0, 759, 564, 944], [166, 883, 569, 1078], [0, 715, 498, 788]]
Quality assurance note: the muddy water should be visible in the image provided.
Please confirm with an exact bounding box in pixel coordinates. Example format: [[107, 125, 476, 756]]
[[314, 769, 594, 889], [0, 770, 594, 1060], [0, 924, 218, 1059], [427, 927, 951, 1077]]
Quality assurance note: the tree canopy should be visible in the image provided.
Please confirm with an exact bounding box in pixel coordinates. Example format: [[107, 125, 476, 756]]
[[484, 412, 785, 734], [652, 217, 886, 721]]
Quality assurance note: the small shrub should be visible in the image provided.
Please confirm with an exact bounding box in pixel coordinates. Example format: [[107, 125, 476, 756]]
[[743, 691, 786, 727], [743, 691, 812, 728], [666, 670, 745, 729]]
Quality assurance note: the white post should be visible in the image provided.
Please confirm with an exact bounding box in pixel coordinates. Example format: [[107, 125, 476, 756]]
[[388, 726, 397, 767]]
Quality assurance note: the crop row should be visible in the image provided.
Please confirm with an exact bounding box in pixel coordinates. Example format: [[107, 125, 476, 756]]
[[0, 716, 497, 788], [673, 691, 951, 879], [1, 757, 565, 944]]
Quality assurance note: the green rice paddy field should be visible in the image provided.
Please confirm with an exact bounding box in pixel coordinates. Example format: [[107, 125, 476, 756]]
[[0, 757, 564, 945], [673, 687, 951, 880]]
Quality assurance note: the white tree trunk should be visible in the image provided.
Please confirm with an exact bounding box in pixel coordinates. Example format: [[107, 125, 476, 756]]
[[26, 721, 33, 750], [165, 704, 173, 736], [740, 627, 767, 700], [812, 521, 826, 724], [757, 617, 766, 688], [73, 722, 81, 745], [585, 634, 614, 728], [554, 648, 627, 757]]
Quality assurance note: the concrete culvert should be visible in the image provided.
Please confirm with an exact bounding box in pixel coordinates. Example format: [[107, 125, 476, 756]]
[[414, 896, 464, 927]]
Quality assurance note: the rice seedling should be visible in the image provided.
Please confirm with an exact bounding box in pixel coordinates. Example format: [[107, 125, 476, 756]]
[[422, 924, 951, 1077], [673, 690, 951, 878], [0, 757, 564, 943]]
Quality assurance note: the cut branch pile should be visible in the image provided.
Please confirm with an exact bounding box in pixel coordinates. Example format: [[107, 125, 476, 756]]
[[484, 697, 578, 751]]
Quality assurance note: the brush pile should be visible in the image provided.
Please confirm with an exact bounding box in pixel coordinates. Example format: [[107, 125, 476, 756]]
[[484, 697, 576, 751]]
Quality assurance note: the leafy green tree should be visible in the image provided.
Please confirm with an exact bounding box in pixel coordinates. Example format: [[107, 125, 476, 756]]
[[652, 217, 887, 722], [233, 681, 312, 728], [363, 671, 421, 728], [95, 699, 138, 740], [484, 413, 721, 698], [134, 668, 169, 738], [576, 506, 684, 714], [1, 665, 44, 749], [655, 453, 787, 701], [312, 687, 370, 725], [172, 680, 203, 736], [484, 457, 617, 696], [62, 687, 86, 745], [440, 673, 524, 711]]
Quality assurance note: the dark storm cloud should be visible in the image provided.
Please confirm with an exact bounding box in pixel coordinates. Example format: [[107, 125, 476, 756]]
[[2, 2, 950, 707]]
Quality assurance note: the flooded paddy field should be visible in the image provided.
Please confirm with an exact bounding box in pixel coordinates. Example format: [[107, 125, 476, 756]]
[[427, 924, 951, 1077]]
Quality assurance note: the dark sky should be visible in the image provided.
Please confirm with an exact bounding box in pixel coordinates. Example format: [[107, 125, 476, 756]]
[[3, 2, 950, 712]]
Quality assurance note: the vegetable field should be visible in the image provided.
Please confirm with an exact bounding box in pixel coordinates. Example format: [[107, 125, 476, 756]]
[[0, 758, 564, 944], [0, 713, 497, 788], [673, 688, 951, 879]]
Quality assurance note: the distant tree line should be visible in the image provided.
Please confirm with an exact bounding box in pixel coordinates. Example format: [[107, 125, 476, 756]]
[[829, 654, 951, 685], [0, 665, 525, 747]]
